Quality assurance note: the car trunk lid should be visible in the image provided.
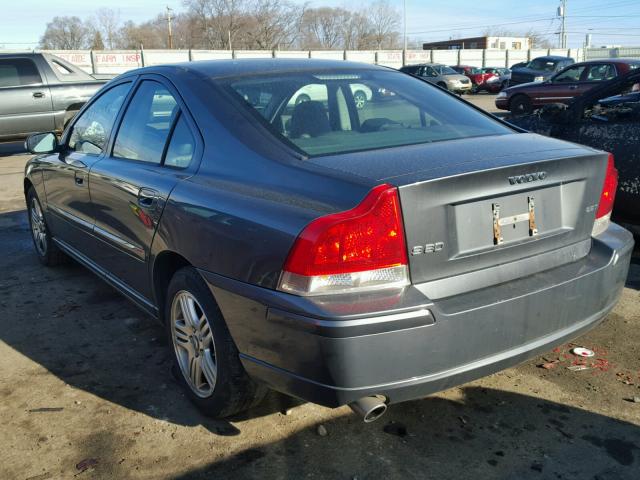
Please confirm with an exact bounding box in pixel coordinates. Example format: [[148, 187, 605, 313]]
[[308, 133, 608, 296]]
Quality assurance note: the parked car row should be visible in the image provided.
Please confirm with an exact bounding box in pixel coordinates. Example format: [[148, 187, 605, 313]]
[[496, 58, 640, 114]]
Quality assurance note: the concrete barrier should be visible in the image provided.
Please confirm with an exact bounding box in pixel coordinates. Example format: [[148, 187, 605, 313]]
[[40, 48, 586, 75]]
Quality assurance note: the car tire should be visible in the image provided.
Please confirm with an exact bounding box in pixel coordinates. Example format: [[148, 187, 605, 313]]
[[294, 94, 310, 105], [437, 82, 448, 90], [353, 90, 367, 109], [510, 95, 533, 115], [27, 187, 67, 267], [166, 266, 268, 418]]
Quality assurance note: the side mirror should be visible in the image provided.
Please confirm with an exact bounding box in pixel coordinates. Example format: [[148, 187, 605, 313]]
[[25, 132, 58, 154]]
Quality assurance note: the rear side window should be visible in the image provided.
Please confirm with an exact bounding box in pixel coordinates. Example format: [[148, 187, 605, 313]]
[[225, 70, 511, 157], [164, 115, 195, 168], [586, 64, 616, 82], [0, 59, 42, 87], [69, 82, 131, 155], [113, 81, 178, 164]]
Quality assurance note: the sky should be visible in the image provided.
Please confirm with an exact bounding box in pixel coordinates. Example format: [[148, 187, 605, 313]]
[[2, 0, 640, 50]]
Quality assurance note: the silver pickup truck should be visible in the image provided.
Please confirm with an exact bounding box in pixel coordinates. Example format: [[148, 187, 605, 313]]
[[0, 53, 107, 141]]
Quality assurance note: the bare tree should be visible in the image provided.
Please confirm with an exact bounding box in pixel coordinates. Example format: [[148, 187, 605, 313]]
[[91, 30, 105, 50], [300, 7, 349, 49], [184, 0, 249, 49], [39, 16, 92, 49], [95, 8, 122, 49], [343, 12, 373, 50], [243, 0, 306, 49], [117, 18, 165, 49], [367, 0, 400, 49]]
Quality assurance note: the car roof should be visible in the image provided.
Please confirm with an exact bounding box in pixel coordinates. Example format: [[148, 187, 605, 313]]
[[123, 58, 385, 79], [534, 56, 573, 61]]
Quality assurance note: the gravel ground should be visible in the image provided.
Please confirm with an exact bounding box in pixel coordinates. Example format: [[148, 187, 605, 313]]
[[1, 101, 639, 479]]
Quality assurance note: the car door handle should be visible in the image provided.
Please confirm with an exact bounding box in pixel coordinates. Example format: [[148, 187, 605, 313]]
[[32, 92, 45, 98], [74, 171, 86, 186], [138, 188, 158, 208], [568, 85, 578, 90]]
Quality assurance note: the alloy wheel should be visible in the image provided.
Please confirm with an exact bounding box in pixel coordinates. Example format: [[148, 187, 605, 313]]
[[30, 197, 47, 256], [171, 291, 217, 398]]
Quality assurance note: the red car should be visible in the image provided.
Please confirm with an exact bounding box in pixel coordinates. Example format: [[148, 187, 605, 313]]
[[495, 59, 640, 114], [451, 65, 498, 93]]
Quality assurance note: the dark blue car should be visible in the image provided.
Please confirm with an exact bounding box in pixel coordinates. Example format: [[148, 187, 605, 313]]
[[23, 59, 632, 422]]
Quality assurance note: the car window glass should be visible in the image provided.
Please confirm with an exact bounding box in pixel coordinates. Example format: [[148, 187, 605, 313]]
[[164, 115, 195, 168], [113, 81, 178, 164], [528, 59, 558, 72], [553, 65, 586, 83], [227, 70, 511, 157], [68, 82, 131, 155], [426, 67, 437, 77], [586, 64, 616, 81], [0, 59, 42, 87], [440, 66, 457, 75]]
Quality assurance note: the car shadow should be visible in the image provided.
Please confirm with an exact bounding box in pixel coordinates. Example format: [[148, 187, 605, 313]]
[[174, 386, 640, 479], [1, 208, 639, 478], [0, 209, 290, 436]]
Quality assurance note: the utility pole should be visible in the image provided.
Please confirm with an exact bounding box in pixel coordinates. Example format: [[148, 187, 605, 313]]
[[166, 6, 174, 49], [558, 0, 567, 49], [403, 0, 407, 52]]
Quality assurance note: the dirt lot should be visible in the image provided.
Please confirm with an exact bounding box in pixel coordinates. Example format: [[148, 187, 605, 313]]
[[1, 102, 639, 479]]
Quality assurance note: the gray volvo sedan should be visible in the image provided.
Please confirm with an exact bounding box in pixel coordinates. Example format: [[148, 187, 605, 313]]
[[23, 59, 633, 422]]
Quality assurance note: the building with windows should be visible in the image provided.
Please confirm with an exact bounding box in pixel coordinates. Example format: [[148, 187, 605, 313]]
[[422, 36, 531, 50]]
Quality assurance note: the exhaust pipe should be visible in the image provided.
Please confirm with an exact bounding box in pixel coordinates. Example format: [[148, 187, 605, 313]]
[[349, 395, 388, 423]]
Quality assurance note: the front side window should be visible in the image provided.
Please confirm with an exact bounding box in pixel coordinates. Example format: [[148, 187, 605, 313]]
[[113, 81, 178, 164], [553, 65, 586, 83], [0, 59, 42, 88], [225, 70, 512, 157], [69, 82, 131, 155]]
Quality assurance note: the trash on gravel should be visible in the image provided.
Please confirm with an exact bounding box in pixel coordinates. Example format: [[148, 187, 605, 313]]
[[567, 365, 590, 372], [571, 347, 595, 357], [75, 458, 98, 472], [27, 407, 64, 413], [316, 424, 328, 437], [539, 361, 559, 370], [624, 396, 640, 403]]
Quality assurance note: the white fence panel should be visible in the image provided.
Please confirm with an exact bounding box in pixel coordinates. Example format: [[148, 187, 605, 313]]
[[143, 50, 190, 66], [432, 50, 458, 65], [548, 48, 570, 57], [484, 50, 507, 67], [508, 50, 528, 66], [92, 51, 142, 74], [405, 50, 431, 65], [459, 49, 483, 67], [191, 50, 233, 61], [234, 50, 273, 59], [376, 51, 403, 69], [345, 50, 376, 64], [47, 50, 92, 73], [274, 50, 309, 58], [568, 48, 584, 61], [309, 50, 344, 60], [530, 49, 550, 59]]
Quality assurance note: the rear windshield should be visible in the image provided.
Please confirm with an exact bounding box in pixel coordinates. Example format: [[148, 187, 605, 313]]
[[528, 59, 560, 71], [223, 70, 511, 157]]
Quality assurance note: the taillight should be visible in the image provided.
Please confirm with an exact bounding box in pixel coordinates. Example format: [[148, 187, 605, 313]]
[[278, 184, 410, 296], [592, 153, 618, 237]]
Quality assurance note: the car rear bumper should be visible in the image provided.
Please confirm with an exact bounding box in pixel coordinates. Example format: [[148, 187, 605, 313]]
[[199, 223, 633, 408]]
